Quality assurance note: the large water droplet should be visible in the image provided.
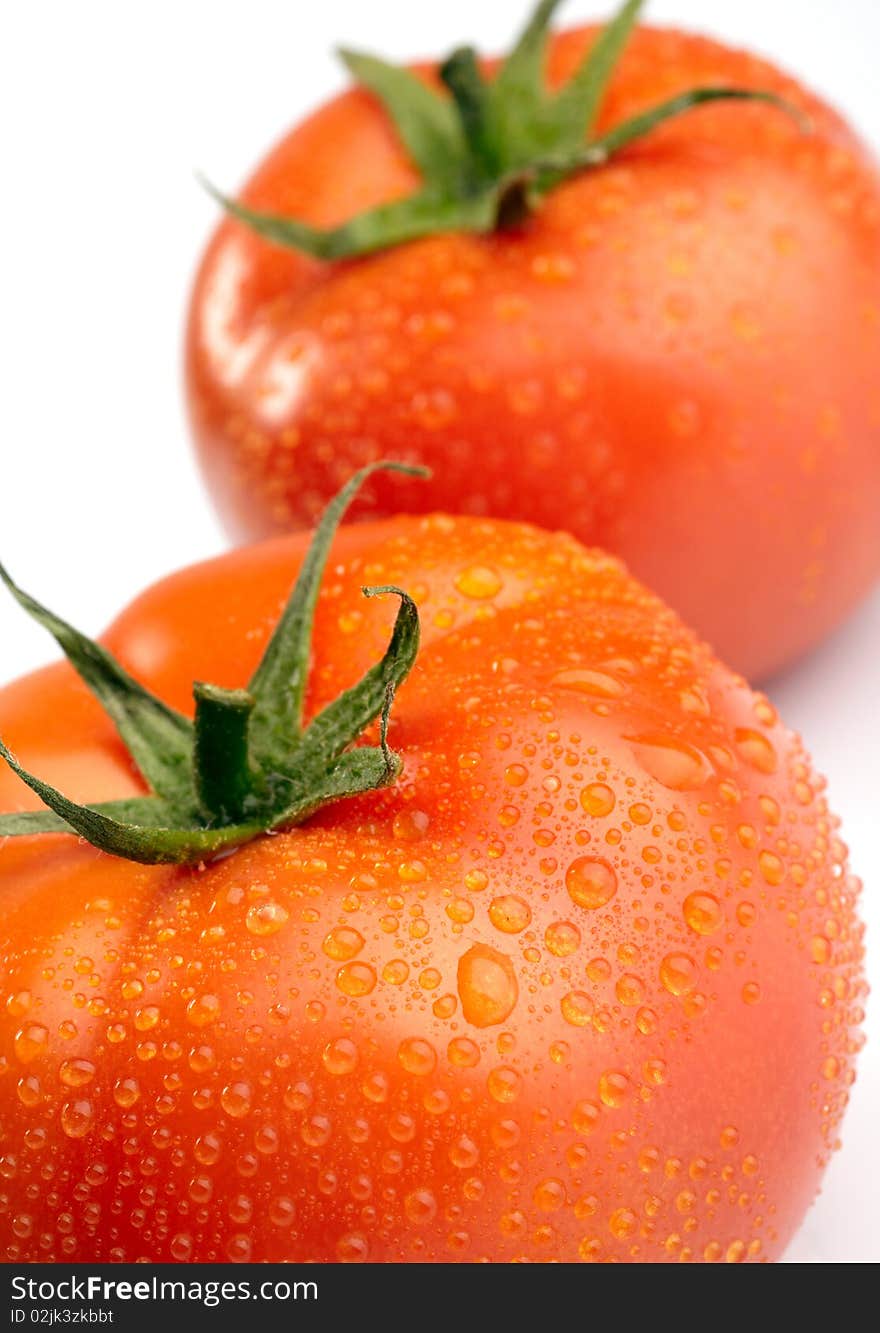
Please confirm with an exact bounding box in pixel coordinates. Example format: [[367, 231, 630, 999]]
[[220, 1081, 253, 1118], [544, 920, 581, 957], [683, 892, 723, 935], [628, 734, 710, 791], [14, 1024, 48, 1064], [457, 945, 518, 1027], [734, 728, 777, 774], [336, 962, 377, 997], [322, 927, 364, 962], [566, 857, 617, 910], [398, 1038, 437, 1077], [580, 783, 616, 816], [245, 901, 289, 936], [552, 668, 625, 698], [455, 566, 502, 599], [60, 1099, 94, 1139], [488, 895, 531, 934], [660, 953, 698, 996]]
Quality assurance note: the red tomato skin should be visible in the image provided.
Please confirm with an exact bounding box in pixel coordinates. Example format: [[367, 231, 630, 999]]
[[185, 24, 880, 681], [0, 517, 865, 1262]]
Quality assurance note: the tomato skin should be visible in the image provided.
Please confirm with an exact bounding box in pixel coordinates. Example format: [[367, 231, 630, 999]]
[[0, 516, 864, 1263], [186, 23, 880, 681]]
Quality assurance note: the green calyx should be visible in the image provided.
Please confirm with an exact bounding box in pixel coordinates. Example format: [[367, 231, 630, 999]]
[[205, 0, 804, 262], [0, 462, 426, 866]]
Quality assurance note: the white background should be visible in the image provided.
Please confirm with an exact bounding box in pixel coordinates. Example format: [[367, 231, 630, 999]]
[[1, 1, 877, 1263]]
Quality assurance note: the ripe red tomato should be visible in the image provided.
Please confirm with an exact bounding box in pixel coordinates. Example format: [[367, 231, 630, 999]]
[[0, 508, 864, 1262], [185, 11, 880, 681]]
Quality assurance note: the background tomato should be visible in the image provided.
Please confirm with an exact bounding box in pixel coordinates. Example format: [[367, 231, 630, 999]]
[[0, 513, 864, 1262], [185, 12, 880, 682]]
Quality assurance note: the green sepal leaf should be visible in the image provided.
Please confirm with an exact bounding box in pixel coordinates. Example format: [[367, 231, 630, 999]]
[[489, 0, 567, 163], [293, 585, 418, 779], [338, 49, 466, 188], [551, 0, 645, 143], [207, 0, 807, 262], [533, 86, 804, 196], [439, 48, 497, 179], [246, 462, 426, 772], [0, 739, 252, 865], [0, 462, 427, 866], [0, 561, 194, 806], [200, 177, 495, 261], [0, 794, 177, 839]]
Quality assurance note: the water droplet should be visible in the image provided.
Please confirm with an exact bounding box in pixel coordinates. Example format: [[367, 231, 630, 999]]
[[269, 1196, 296, 1227], [735, 728, 777, 774], [544, 920, 581, 957], [397, 1038, 437, 1077], [245, 901, 289, 936], [457, 945, 518, 1027], [580, 783, 616, 817], [683, 891, 723, 935], [220, 1081, 253, 1117], [552, 668, 625, 698], [404, 1188, 438, 1224], [609, 1207, 639, 1239], [446, 898, 475, 924], [561, 991, 594, 1026], [16, 1075, 42, 1108], [811, 935, 831, 965], [487, 1066, 521, 1104], [448, 1036, 481, 1068], [336, 962, 377, 997], [6, 991, 31, 1018], [433, 993, 457, 1019], [742, 982, 761, 1006], [628, 734, 710, 791], [615, 974, 645, 1006], [758, 851, 785, 885], [14, 1024, 48, 1064], [598, 1071, 630, 1108], [455, 565, 502, 599], [113, 1077, 140, 1108], [488, 895, 531, 934], [636, 1006, 657, 1035], [660, 953, 698, 997], [449, 1136, 479, 1169], [186, 994, 220, 1028], [322, 1038, 359, 1076], [382, 959, 409, 986], [571, 1101, 600, 1137], [393, 808, 430, 841], [737, 901, 757, 927], [322, 927, 365, 961], [59, 1058, 96, 1088], [60, 1099, 94, 1139], [534, 1178, 566, 1212], [566, 857, 617, 910], [336, 1231, 369, 1262], [170, 1234, 193, 1261]]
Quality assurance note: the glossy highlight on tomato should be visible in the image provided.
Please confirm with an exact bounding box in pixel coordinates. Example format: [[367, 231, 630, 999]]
[[0, 513, 864, 1261], [186, 11, 880, 680]]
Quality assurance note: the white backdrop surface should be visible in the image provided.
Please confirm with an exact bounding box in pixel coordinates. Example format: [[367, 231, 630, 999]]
[[0, 0, 877, 1264]]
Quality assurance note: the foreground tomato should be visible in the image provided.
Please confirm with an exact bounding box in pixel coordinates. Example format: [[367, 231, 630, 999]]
[[0, 468, 865, 1263], [186, 0, 880, 680]]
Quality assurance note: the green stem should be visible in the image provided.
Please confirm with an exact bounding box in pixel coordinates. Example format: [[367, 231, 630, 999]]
[[0, 463, 428, 866], [193, 683, 256, 824], [203, 0, 807, 262]]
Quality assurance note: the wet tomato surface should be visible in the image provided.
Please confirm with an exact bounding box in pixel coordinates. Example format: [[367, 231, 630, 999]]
[[0, 515, 865, 1261], [186, 22, 880, 679]]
